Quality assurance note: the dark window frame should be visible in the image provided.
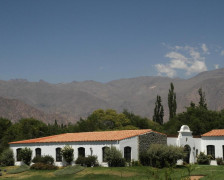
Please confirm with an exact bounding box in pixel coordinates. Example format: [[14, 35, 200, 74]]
[[56, 148, 62, 162], [78, 147, 85, 157], [207, 145, 215, 159], [16, 148, 22, 161], [102, 146, 109, 162], [35, 148, 41, 157], [124, 146, 131, 162]]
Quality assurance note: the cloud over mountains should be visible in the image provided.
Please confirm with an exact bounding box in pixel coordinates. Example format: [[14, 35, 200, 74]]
[[155, 44, 208, 78]]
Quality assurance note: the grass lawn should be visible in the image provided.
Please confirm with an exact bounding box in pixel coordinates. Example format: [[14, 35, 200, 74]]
[[0, 165, 224, 179]]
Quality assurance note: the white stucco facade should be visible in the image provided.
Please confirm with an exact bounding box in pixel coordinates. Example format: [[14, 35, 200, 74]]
[[10, 130, 162, 167], [167, 125, 224, 163]]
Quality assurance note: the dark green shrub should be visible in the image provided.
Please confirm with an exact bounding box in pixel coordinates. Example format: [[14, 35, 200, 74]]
[[216, 157, 224, 165], [0, 149, 14, 166], [139, 152, 151, 166], [75, 156, 86, 166], [105, 146, 126, 167], [30, 162, 58, 170], [61, 145, 74, 165], [131, 160, 142, 166], [20, 147, 32, 165], [85, 156, 98, 167], [75, 156, 98, 167], [32, 155, 54, 165], [145, 144, 184, 168], [197, 152, 211, 165]]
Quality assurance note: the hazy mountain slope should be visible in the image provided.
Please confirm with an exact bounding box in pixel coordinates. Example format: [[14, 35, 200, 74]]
[[0, 96, 64, 123], [0, 68, 224, 123]]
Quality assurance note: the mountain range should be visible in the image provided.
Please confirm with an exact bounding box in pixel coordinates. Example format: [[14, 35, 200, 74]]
[[1, 68, 224, 124]]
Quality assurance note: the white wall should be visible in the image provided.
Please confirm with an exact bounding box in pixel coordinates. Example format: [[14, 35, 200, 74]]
[[167, 137, 177, 146], [10, 141, 119, 166], [201, 136, 224, 159], [119, 136, 138, 161]]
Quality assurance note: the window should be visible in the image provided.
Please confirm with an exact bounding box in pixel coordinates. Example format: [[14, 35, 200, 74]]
[[35, 148, 41, 157], [56, 148, 62, 162], [207, 145, 215, 158], [78, 147, 85, 157], [16, 148, 22, 161], [196, 149, 198, 157], [223, 145, 224, 160], [102, 147, 109, 162], [124, 146, 131, 162]]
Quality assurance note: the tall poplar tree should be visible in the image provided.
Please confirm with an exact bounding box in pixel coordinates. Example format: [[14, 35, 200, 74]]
[[153, 95, 164, 125], [198, 88, 207, 109], [168, 82, 177, 120]]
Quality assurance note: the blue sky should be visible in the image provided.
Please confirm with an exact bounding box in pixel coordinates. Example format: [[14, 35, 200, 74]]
[[0, 0, 224, 83]]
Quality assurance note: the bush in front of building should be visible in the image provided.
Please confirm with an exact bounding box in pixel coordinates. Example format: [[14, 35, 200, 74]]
[[105, 146, 125, 167], [30, 162, 58, 170], [140, 144, 184, 168], [197, 152, 212, 165], [20, 147, 32, 165], [0, 148, 14, 166], [32, 155, 54, 165], [75, 155, 98, 167], [216, 157, 224, 165], [61, 145, 74, 165]]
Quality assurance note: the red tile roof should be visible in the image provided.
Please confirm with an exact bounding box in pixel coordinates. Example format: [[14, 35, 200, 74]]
[[9, 129, 166, 144], [202, 129, 224, 137]]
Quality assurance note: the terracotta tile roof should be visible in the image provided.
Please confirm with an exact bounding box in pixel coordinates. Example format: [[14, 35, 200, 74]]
[[9, 129, 166, 144], [202, 129, 224, 137]]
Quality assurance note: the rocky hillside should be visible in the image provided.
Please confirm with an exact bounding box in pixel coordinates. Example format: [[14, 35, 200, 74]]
[[1, 68, 224, 123], [0, 96, 64, 124]]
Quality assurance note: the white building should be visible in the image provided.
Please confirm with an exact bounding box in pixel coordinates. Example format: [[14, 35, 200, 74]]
[[9, 129, 166, 166], [167, 125, 224, 164], [10, 126, 224, 166]]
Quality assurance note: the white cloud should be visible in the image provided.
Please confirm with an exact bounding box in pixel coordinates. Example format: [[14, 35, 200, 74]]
[[186, 60, 207, 75], [201, 44, 209, 54], [155, 64, 176, 78], [221, 50, 224, 56], [214, 64, 219, 69], [155, 44, 208, 77]]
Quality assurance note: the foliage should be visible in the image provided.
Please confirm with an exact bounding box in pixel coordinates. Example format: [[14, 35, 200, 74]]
[[54, 165, 85, 176], [20, 147, 32, 165], [153, 95, 164, 125], [75, 155, 98, 167], [168, 82, 177, 120], [0, 118, 12, 154], [197, 152, 212, 165], [198, 88, 207, 109], [216, 157, 224, 165], [61, 145, 74, 165], [32, 155, 54, 165], [0, 148, 14, 166], [7, 164, 30, 174], [139, 151, 151, 166], [143, 144, 184, 168], [105, 146, 126, 167], [131, 160, 142, 166], [30, 162, 58, 170]]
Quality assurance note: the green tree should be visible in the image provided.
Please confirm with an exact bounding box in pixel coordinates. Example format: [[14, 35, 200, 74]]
[[0, 118, 12, 154], [61, 145, 74, 165], [168, 82, 177, 120], [0, 148, 14, 166], [198, 88, 207, 109], [153, 95, 164, 125], [105, 146, 125, 167], [20, 147, 32, 165]]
